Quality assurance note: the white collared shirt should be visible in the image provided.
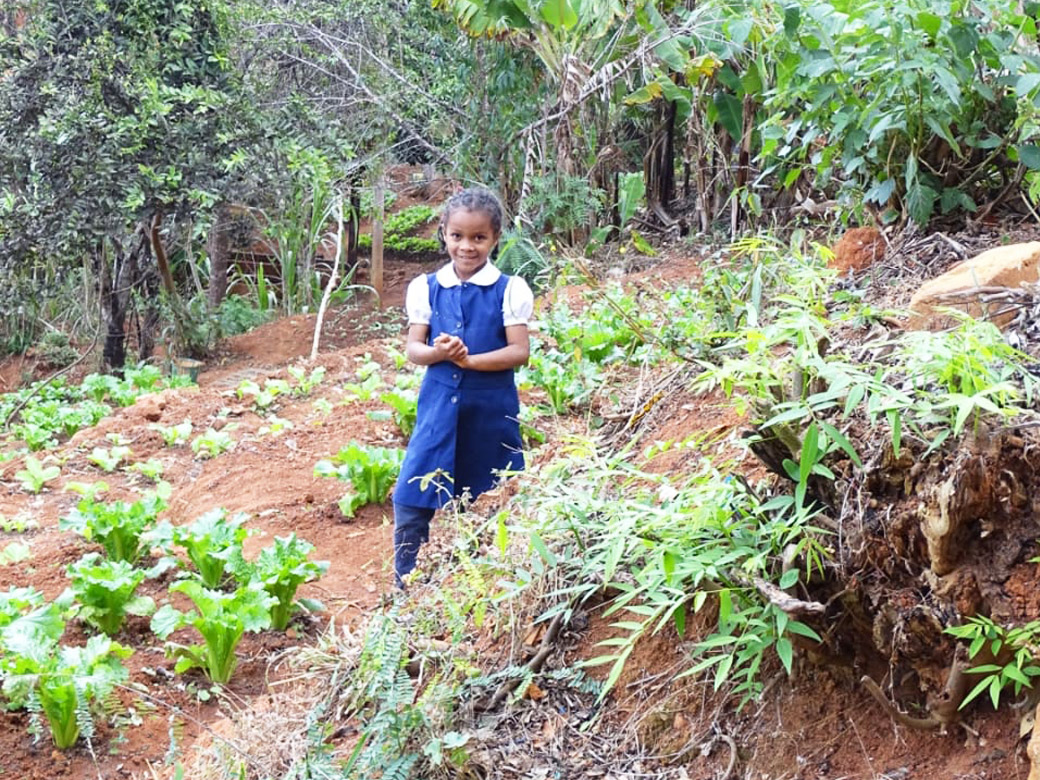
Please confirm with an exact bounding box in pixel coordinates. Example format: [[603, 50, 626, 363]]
[[405, 261, 534, 327]]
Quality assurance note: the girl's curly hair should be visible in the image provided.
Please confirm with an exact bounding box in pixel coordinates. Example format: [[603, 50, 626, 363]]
[[437, 187, 504, 257]]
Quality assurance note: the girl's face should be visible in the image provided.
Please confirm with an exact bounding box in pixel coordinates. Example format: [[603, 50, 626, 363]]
[[443, 208, 499, 282]]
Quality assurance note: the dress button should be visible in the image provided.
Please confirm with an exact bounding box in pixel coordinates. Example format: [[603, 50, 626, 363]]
[[456, 321, 462, 328], [451, 395, 458, 404], [452, 372, 459, 380]]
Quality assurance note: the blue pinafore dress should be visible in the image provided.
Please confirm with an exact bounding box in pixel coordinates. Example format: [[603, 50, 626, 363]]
[[393, 273, 524, 509]]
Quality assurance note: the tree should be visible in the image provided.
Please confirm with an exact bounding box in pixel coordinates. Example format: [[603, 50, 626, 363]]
[[434, 0, 711, 239], [0, 0, 258, 368]]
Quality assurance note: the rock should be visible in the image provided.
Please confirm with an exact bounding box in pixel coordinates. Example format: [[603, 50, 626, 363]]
[[908, 241, 1040, 330], [830, 226, 884, 274]]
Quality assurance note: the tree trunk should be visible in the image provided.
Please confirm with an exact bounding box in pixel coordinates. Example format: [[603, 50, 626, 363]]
[[644, 99, 678, 225], [207, 202, 231, 309], [347, 187, 360, 270], [730, 93, 757, 239], [97, 231, 145, 373], [135, 240, 162, 362], [371, 173, 385, 305]]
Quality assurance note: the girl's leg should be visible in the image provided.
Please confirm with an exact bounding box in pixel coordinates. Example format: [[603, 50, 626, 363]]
[[393, 502, 435, 588]]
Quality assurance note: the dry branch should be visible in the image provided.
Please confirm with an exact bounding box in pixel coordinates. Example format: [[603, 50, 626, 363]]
[[750, 577, 826, 617]]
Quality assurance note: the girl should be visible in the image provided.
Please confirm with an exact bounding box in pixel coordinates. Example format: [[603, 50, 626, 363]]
[[392, 188, 533, 586]]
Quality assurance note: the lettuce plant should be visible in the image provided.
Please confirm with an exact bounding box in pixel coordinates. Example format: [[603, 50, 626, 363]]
[[125, 364, 163, 391], [59, 492, 165, 564], [1, 601, 129, 750], [313, 443, 404, 517], [151, 581, 276, 683], [80, 373, 120, 402], [0, 586, 45, 628], [288, 365, 326, 396], [154, 508, 249, 588], [67, 553, 155, 636], [88, 445, 132, 472], [152, 419, 193, 447], [237, 534, 328, 630], [16, 455, 61, 494], [379, 390, 418, 438], [191, 428, 234, 459], [130, 459, 164, 481]]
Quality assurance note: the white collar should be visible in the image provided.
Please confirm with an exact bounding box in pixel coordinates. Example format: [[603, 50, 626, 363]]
[[435, 261, 502, 288]]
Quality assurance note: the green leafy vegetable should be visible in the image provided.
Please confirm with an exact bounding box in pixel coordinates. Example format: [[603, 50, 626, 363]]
[[59, 492, 165, 564], [15, 455, 61, 494], [150, 581, 276, 683], [236, 534, 328, 630], [67, 553, 155, 636], [1, 604, 129, 749], [154, 509, 250, 589], [314, 443, 405, 517]]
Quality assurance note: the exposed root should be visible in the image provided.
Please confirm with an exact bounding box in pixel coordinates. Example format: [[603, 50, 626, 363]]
[[479, 611, 566, 712]]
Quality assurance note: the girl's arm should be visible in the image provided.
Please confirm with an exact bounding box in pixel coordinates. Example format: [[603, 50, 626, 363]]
[[405, 324, 468, 365], [453, 325, 529, 371]]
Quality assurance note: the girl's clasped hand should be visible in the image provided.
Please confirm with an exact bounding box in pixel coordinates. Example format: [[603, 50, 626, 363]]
[[432, 332, 468, 364]]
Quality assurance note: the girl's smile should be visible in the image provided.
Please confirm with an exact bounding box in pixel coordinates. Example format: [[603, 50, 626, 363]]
[[443, 208, 499, 281]]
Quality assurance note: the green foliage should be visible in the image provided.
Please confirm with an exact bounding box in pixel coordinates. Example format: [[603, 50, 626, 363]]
[[67, 553, 155, 636], [539, 286, 648, 364], [357, 205, 438, 254], [15, 455, 60, 494], [287, 365, 326, 396], [2, 370, 185, 453], [0, 587, 46, 628], [519, 342, 603, 414], [692, 239, 1038, 462], [191, 428, 234, 459], [339, 613, 443, 779], [946, 617, 1040, 709], [343, 359, 385, 401], [379, 390, 418, 438], [33, 331, 79, 369], [314, 443, 405, 517], [757, 0, 1040, 224], [234, 534, 328, 631], [151, 580, 276, 684], [216, 295, 273, 337], [255, 146, 343, 316], [0, 514, 38, 534], [58, 492, 166, 564], [153, 420, 194, 447], [0, 0, 251, 259], [496, 228, 551, 290], [521, 173, 604, 239], [154, 509, 250, 589], [510, 443, 825, 703], [88, 445, 132, 473], [1, 605, 130, 750], [237, 377, 292, 412]]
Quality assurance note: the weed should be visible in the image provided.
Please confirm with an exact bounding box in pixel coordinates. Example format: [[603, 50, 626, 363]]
[[945, 617, 1040, 709]]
